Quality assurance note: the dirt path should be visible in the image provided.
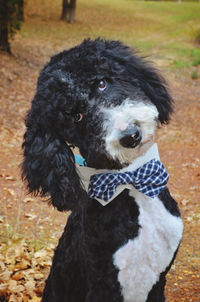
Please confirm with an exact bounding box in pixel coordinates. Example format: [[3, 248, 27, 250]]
[[0, 47, 199, 301]]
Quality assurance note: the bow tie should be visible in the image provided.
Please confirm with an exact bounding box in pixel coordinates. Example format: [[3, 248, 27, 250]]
[[88, 159, 169, 202]]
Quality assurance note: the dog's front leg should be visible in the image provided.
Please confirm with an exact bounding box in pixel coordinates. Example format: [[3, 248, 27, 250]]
[[85, 283, 123, 302], [84, 263, 124, 302], [42, 262, 88, 302], [41, 212, 88, 302], [41, 270, 65, 302]]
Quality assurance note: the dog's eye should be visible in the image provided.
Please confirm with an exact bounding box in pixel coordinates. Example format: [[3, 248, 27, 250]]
[[98, 79, 107, 91], [74, 113, 83, 123]]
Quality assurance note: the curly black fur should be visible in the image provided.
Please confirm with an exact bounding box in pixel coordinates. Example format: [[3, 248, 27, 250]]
[[22, 39, 181, 302]]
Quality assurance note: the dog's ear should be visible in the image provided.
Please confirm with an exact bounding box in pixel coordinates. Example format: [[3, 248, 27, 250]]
[[139, 64, 173, 124], [22, 97, 86, 212]]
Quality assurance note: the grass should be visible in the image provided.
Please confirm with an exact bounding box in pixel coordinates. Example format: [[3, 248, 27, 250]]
[[19, 0, 200, 70], [191, 70, 199, 79], [0, 218, 57, 255]]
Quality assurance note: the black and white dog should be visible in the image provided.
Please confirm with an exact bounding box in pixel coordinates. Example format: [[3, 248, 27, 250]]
[[22, 39, 183, 302]]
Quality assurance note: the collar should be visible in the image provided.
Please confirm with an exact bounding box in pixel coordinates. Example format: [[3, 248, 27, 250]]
[[75, 143, 161, 206]]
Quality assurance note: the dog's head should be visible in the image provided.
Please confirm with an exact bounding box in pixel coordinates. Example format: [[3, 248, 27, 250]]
[[22, 38, 173, 211]]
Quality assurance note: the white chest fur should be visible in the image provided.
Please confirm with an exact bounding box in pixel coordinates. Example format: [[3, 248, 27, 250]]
[[113, 189, 183, 302]]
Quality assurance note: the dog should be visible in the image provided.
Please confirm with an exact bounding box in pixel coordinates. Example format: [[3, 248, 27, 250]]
[[22, 38, 183, 302]]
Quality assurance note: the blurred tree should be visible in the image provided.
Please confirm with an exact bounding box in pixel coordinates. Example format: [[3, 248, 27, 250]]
[[61, 0, 76, 24], [0, 0, 24, 53], [18, 0, 24, 21]]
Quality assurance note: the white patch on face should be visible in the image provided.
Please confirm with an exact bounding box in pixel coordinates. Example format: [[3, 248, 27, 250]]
[[113, 190, 183, 302], [101, 99, 159, 164]]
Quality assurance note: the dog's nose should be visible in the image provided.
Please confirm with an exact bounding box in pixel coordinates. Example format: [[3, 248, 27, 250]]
[[119, 125, 142, 148]]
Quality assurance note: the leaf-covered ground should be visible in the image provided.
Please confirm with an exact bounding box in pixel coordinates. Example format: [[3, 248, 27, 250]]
[[0, 37, 200, 301]]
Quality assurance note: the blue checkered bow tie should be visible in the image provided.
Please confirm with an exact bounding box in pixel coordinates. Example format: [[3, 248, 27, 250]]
[[88, 159, 169, 202]]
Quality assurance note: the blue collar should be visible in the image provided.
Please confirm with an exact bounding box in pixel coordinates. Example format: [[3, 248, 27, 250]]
[[74, 154, 87, 166]]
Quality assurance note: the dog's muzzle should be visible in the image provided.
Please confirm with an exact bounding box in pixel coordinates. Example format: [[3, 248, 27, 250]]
[[119, 125, 142, 148]]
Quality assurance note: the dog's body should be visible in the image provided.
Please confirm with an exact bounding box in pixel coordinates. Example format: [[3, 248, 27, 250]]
[[22, 39, 183, 302]]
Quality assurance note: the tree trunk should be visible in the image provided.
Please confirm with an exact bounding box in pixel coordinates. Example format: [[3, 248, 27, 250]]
[[0, 0, 10, 54], [61, 0, 68, 21], [0, 24, 11, 53], [0, 0, 11, 53], [18, 0, 24, 21], [69, 0, 76, 24], [61, 0, 76, 24]]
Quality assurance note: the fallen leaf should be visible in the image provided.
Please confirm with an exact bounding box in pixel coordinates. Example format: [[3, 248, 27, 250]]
[[0, 282, 8, 294], [15, 258, 31, 270], [12, 271, 24, 281], [24, 279, 35, 296], [0, 260, 7, 272], [5, 175, 16, 181], [0, 269, 11, 282], [8, 279, 25, 293], [23, 197, 35, 203], [30, 296, 41, 302], [24, 213, 37, 220], [9, 294, 20, 302], [34, 272, 44, 280], [34, 249, 48, 259], [180, 199, 190, 206], [4, 188, 16, 196]]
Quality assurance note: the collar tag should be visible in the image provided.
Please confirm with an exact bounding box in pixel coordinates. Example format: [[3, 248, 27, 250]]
[[74, 154, 87, 166]]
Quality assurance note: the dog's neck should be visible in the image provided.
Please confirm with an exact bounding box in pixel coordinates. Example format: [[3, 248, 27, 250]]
[[75, 143, 161, 206]]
